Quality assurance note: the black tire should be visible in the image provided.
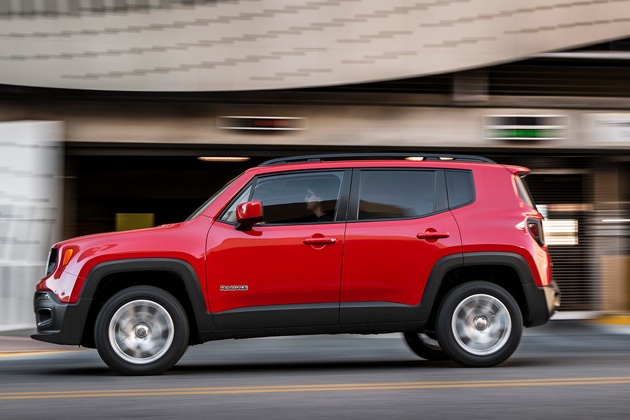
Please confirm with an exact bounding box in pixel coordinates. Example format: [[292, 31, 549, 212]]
[[435, 281, 523, 367], [94, 286, 189, 375], [403, 331, 449, 361]]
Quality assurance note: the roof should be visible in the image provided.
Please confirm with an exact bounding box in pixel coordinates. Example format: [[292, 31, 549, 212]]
[[259, 153, 495, 167]]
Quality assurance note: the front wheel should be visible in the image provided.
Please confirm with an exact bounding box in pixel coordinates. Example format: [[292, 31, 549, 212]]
[[436, 281, 523, 367], [94, 286, 189, 375]]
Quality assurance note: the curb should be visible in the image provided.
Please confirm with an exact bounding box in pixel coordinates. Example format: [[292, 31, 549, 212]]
[[590, 316, 630, 326], [0, 333, 83, 355]]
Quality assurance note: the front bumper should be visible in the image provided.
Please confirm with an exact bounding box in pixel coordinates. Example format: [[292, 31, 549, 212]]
[[32, 291, 91, 346]]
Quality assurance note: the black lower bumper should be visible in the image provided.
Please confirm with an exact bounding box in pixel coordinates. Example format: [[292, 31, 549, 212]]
[[523, 280, 561, 327], [31, 291, 91, 346]]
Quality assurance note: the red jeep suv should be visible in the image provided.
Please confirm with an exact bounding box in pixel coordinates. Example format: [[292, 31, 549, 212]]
[[33, 153, 560, 375]]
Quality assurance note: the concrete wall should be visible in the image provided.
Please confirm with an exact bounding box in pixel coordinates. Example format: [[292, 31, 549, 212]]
[[1, 101, 628, 151], [0, 121, 64, 331], [1, 0, 629, 91]]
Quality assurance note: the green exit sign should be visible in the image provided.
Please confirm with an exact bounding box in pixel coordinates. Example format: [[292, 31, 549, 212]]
[[484, 115, 567, 141], [490, 128, 562, 139]]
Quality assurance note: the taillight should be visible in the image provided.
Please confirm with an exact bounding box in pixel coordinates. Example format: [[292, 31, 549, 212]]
[[527, 218, 545, 246]]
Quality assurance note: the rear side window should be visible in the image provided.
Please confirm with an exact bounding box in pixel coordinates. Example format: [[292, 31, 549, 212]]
[[446, 170, 474, 208], [357, 170, 436, 220]]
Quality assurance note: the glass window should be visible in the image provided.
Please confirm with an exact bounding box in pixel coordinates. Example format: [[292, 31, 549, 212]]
[[446, 170, 474, 208], [515, 175, 536, 208], [357, 170, 436, 220], [219, 185, 253, 223], [187, 174, 242, 220], [246, 172, 344, 224]]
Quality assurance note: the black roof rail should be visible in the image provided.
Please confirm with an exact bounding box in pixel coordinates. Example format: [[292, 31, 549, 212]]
[[259, 153, 495, 166]]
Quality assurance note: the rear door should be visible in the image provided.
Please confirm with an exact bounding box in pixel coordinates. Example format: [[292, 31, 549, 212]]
[[340, 168, 462, 323]]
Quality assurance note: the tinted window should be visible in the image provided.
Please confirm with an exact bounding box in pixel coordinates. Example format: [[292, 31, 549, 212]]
[[357, 170, 436, 220], [251, 172, 344, 224], [219, 185, 253, 223], [515, 175, 536, 208], [446, 170, 474, 208]]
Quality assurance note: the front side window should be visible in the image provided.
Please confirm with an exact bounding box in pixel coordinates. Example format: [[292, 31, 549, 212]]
[[219, 185, 253, 223], [221, 171, 344, 225], [357, 170, 437, 220], [253, 172, 343, 224]]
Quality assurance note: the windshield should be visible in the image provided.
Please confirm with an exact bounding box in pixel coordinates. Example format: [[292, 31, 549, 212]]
[[186, 174, 242, 220]]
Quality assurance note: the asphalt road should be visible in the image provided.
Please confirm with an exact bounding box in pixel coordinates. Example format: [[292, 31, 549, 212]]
[[1, 321, 630, 420]]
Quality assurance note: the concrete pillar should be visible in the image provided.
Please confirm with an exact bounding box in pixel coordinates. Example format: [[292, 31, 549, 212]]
[[593, 163, 630, 313], [0, 121, 64, 331]]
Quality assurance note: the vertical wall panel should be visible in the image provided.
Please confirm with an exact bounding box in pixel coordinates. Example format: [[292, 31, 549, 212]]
[[0, 121, 64, 331]]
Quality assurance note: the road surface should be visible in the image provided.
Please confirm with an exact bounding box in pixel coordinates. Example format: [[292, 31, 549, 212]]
[[1, 321, 629, 419]]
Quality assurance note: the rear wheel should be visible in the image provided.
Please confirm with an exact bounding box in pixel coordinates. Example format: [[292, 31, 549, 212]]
[[436, 281, 522, 367], [403, 331, 448, 361], [94, 286, 189, 375]]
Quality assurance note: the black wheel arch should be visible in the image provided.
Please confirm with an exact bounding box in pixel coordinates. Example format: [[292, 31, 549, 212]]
[[420, 252, 549, 329], [78, 258, 213, 347]]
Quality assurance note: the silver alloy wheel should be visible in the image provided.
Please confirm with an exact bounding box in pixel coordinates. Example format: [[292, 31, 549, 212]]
[[451, 293, 511, 356], [108, 299, 175, 365]]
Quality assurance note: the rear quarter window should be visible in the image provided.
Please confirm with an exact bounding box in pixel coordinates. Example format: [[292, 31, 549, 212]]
[[446, 170, 474, 208]]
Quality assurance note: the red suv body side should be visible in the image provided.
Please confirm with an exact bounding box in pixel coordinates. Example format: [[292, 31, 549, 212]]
[[35, 220, 211, 305], [32, 156, 560, 374], [453, 164, 552, 287]]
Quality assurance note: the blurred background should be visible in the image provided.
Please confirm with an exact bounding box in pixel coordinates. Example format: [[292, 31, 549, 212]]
[[1, 0, 629, 331]]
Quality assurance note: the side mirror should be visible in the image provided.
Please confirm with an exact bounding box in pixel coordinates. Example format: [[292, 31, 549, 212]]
[[235, 200, 263, 231]]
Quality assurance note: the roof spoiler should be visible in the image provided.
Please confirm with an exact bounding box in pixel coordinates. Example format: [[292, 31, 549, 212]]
[[505, 165, 531, 176]]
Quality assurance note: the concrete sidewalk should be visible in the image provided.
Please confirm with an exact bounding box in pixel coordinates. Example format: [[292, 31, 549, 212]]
[[0, 329, 83, 355]]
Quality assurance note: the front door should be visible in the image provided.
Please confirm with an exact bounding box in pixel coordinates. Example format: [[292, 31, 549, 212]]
[[206, 170, 348, 329]]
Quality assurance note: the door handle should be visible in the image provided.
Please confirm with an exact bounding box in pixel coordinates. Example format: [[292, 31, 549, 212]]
[[303, 237, 337, 245], [416, 231, 450, 240]]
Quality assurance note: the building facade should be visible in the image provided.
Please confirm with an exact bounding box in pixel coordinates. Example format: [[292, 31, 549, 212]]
[[1, 0, 629, 330]]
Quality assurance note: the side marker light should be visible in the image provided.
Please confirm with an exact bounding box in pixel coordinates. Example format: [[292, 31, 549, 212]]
[[62, 248, 74, 266]]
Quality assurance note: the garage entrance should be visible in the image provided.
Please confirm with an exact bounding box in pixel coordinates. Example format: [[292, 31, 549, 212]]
[[66, 147, 600, 312]]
